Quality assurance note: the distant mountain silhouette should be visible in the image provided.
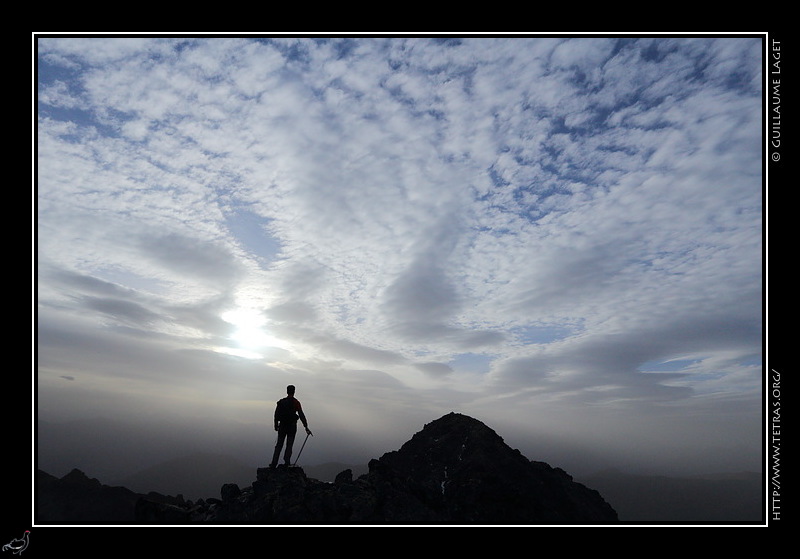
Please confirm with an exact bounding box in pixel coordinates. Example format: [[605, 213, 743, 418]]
[[35, 469, 187, 524], [116, 452, 254, 501], [580, 469, 763, 523]]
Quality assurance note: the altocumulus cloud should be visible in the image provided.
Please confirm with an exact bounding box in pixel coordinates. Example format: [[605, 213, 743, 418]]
[[36, 36, 763, 477]]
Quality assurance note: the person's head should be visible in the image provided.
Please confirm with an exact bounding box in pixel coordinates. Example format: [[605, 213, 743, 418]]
[[287, 385, 295, 396]]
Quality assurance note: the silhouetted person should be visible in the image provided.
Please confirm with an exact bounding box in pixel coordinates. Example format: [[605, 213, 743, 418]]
[[270, 385, 311, 468]]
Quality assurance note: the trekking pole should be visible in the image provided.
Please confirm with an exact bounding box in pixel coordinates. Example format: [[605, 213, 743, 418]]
[[293, 431, 312, 466]]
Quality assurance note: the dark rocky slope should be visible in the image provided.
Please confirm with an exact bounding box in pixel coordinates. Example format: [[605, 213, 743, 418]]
[[39, 413, 618, 525], [35, 468, 186, 524]]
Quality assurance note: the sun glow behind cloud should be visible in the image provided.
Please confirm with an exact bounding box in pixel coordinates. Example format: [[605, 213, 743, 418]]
[[219, 307, 287, 359]]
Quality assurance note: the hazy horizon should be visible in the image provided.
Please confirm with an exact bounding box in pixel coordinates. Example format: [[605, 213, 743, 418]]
[[36, 35, 764, 491], [36, 407, 762, 487]]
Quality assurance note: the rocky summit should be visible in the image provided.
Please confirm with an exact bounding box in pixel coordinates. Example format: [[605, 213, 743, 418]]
[[135, 413, 617, 524], [39, 413, 618, 525]]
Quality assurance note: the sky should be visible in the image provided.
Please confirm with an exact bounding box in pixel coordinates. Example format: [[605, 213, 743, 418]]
[[35, 35, 764, 482]]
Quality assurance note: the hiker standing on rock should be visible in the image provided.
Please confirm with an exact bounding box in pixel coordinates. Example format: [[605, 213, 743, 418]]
[[270, 385, 312, 468]]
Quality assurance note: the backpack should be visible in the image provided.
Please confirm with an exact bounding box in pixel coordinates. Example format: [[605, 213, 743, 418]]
[[276, 397, 298, 423]]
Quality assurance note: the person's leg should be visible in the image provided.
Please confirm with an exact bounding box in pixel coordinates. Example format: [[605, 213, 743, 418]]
[[270, 431, 286, 467], [283, 429, 297, 465]]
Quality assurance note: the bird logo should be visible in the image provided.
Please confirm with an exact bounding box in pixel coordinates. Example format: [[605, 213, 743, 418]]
[[2, 531, 29, 555]]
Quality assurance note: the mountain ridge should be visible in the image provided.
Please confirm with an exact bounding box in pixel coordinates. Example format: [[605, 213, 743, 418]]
[[114, 452, 254, 500], [118, 454, 370, 500], [579, 468, 763, 522], [36, 412, 618, 525]]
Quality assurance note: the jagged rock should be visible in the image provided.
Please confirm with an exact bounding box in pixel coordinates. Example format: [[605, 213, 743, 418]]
[[133, 413, 618, 525], [134, 498, 191, 524], [334, 469, 353, 484], [221, 483, 241, 501]]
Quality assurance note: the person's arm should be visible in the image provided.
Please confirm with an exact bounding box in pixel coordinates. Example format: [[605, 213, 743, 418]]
[[296, 401, 311, 434], [273, 402, 279, 431]]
